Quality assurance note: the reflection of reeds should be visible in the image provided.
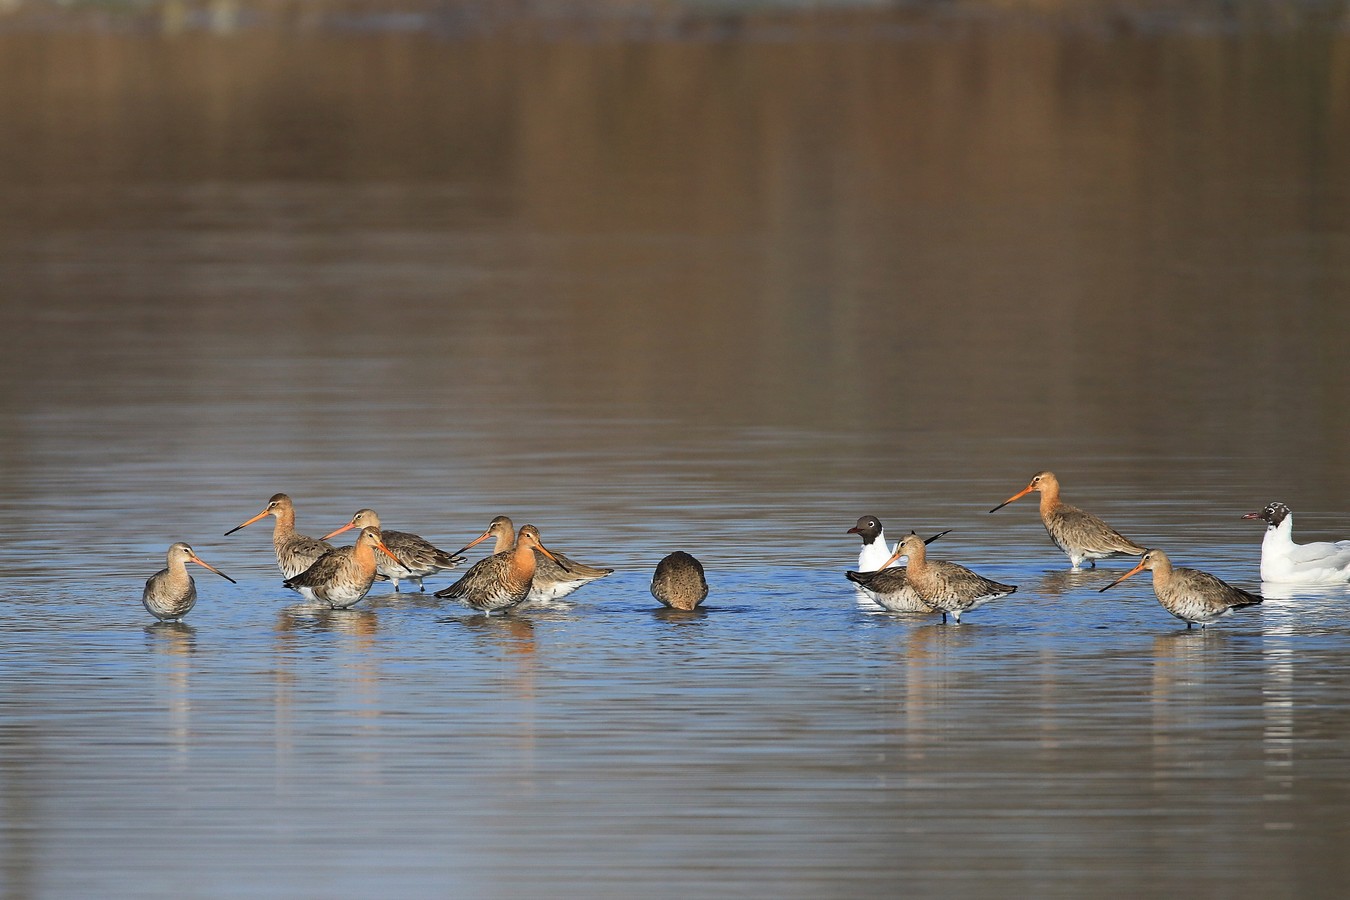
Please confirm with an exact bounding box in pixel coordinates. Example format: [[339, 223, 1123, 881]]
[[4, 1, 1340, 38]]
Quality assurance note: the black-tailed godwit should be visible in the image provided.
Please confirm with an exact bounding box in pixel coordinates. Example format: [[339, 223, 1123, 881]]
[[322, 508, 465, 592], [883, 532, 1016, 624], [434, 524, 567, 615], [452, 515, 612, 604], [283, 526, 400, 610], [142, 542, 236, 622], [845, 530, 951, 612], [990, 471, 1146, 571], [1100, 548, 1263, 628], [651, 551, 708, 611], [225, 493, 334, 580]]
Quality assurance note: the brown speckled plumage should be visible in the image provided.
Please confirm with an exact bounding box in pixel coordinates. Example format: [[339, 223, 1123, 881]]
[[142, 542, 235, 622], [434, 524, 567, 615], [846, 529, 950, 612], [322, 508, 465, 592], [283, 526, 399, 609], [845, 565, 933, 613], [651, 551, 708, 611], [888, 533, 1016, 624], [991, 471, 1146, 571], [451, 515, 612, 604], [1100, 549, 1263, 628], [225, 493, 335, 580]]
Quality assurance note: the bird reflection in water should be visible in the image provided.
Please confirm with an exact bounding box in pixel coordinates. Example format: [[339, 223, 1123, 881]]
[[276, 605, 380, 644], [144, 620, 197, 652], [1030, 569, 1108, 600], [456, 613, 537, 656], [144, 621, 196, 771], [867, 623, 983, 766], [455, 613, 539, 779], [1149, 628, 1232, 788], [653, 606, 710, 625]]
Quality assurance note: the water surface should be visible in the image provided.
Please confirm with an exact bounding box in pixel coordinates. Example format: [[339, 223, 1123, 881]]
[[1, 12, 1349, 898]]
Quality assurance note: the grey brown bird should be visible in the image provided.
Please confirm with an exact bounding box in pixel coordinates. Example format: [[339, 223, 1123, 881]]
[[990, 471, 1146, 571], [845, 530, 951, 612], [225, 493, 335, 580], [283, 526, 401, 609], [434, 524, 568, 615], [142, 542, 236, 622], [1100, 548, 1263, 628], [322, 508, 465, 592], [883, 532, 1016, 624], [453, 515, 612, 604], [651, 551, 708, 611]]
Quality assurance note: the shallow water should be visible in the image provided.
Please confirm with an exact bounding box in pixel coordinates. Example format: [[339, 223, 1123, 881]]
[[2, 11, 1350, 898]]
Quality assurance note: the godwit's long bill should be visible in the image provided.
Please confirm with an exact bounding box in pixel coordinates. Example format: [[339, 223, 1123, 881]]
[[225, 493, 335, 580], [322, 508, 465, 592], [451, 515, 610, 604], [143, 542, 236, 623], [1242, 502, 1350, 584], [284, 526, 401, 609], [434, 524, 568, 615], [1099, 548, 1263, 628], [651, 551, 708, 611], [845, 529, 951, 613], [883, 532, 1016, 624], [990, 471, 1146, 571]]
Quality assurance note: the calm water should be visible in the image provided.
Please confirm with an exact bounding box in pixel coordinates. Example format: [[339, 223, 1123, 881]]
[[2, 8, 1350, 898]]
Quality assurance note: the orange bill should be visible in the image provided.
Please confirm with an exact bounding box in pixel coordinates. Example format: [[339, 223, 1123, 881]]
[[190, 554, 237, 584], [449, 528, 495, 559], [989, 483, 1035, 514], [1099, 558, 1147, 593], [321, 521, 359, 541], [224, 508, 270, 536]]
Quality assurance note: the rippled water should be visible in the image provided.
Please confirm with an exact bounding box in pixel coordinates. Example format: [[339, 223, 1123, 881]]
[[2, 10, 1349, 898]]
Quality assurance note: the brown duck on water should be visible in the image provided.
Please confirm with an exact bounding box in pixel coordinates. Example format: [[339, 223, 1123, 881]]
[[651, 551, 708, 611]]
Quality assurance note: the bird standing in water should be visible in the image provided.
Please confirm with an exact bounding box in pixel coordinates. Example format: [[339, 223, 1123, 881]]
[[225, 493, 334, 580], [452, 515, 612, 604], [143, 542, 236, 622], [435, 524, 569, 615], [883, 532, 1016, 624], [322, 508, 465, 592], [1100, 549, 1263, 628], [846, 529, 951, 612], [284, 526, 401, 610], [990, 471, 1146, 571]]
